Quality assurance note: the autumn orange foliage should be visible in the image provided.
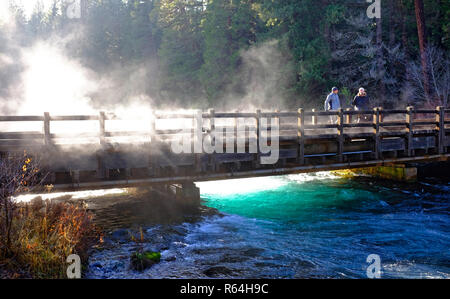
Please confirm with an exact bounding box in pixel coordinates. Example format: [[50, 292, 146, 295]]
[[1, 198, 99, 279], [1, 152, 99, 279]]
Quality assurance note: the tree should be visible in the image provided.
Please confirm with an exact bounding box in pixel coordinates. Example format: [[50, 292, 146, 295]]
[[261, 0, 331, 102], [407, 46, 450, 107], [200, 0, 262, 102], [376, 10, 385, 104], [2, 0, 448, 110], [414, 0, 431, 100], [156, 0, 206, 105]]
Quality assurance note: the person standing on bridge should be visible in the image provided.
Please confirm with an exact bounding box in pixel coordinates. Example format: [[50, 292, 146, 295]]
[[352, 87, 371, 123], [324, 87, 341, 123]]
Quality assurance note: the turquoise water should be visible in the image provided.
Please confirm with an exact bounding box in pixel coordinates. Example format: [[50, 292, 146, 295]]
[[87, 172, 450, 279], [196, 173, 450, 278]]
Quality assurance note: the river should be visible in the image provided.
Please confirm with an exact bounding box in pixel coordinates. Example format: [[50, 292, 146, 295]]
[[85, 172, 450, 279]]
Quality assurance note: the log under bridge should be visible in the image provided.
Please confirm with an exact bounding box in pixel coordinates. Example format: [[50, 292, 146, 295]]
[[1, 107, 450, 192]]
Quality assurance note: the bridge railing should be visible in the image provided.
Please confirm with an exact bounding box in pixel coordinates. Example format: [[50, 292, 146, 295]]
[[0, 107, 449, 154], [1, 107, 449, 188]]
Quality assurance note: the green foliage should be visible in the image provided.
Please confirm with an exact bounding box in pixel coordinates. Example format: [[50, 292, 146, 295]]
[[200, 0, 263, 102], [325, 4, 346, 25], [339, 86, 352, 107], [2, 0, 449, 108], [260, 0, 332, 100], [156, 0, 205, 104]]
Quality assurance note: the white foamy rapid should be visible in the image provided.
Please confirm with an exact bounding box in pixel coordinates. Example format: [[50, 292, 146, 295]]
[[285, 171, 341, 183], [196, 177, 287, 196], [197, 172, 340, 196]]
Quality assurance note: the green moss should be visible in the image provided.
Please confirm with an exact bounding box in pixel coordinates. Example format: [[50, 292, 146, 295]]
[[143, 251, 161, 262], [349, 166, 417, 182], [130, 251, 161, 271]]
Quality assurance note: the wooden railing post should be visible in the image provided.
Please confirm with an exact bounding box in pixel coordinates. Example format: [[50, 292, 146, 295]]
[[99, 111, 106, 146], [345, 108, 352, 124], [311, 109, 317, 125], [298, 108, 305, 164], [209, 109, 216, 171], [274, 109, 280, 133], [256, 109, 261, 167], [337, 108, 344, 163], [234, 110, 238, 153], [149, 111, 157, 177], [436, 106, 445, 154], [406, 106, 414, 157], [194, 110, 203, 172], [373, 107, 380, 159], [72, 170, 80, 187], [43, 112, 51, 146], [97, 111, 106, 179], [194, 109, 203, 152], [150, 111, 156, 141]]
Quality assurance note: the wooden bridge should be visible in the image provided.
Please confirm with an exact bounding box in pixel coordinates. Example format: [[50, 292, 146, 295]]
[[1, 107, 449, 192]]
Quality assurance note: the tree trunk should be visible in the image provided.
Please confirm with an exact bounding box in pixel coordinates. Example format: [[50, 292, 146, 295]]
[[320, 0, 333, 51], [389, 0, 396, 46], [399, 0, 409, 52], [414, 0, 431, 101], [376, 16, 385, 105]]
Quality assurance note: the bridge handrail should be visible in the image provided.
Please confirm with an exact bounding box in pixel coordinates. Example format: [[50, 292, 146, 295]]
[[0, 107, 447, 121], [0, 107, 448, 150]]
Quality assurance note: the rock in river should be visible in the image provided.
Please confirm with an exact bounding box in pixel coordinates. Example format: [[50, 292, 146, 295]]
[[130, 251, 161, 271]]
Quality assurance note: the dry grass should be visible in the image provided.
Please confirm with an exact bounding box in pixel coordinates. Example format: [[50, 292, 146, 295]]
[[1, 198, 99, 279], [0, 152, 99, 278]]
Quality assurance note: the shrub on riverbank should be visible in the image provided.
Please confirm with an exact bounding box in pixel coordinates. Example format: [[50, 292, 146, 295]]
[[0, 198, 99, 279], [0, 153, 99, 279]]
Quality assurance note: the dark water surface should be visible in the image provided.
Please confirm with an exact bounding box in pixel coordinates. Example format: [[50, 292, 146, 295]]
[[86, 173, 450, 279]]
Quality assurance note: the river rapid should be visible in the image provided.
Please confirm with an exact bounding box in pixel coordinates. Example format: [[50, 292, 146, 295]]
[[85, 172, 450, 279]]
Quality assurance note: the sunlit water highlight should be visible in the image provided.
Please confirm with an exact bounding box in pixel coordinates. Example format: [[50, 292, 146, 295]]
[[14, 188, 126, 203], [86, 173, 450, 279]]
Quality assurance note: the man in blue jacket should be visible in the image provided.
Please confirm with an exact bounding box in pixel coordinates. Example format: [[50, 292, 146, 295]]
[[324, 87, 341, 123]]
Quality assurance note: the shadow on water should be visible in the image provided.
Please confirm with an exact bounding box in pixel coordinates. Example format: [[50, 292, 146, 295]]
[[84, 187, 218, 231]]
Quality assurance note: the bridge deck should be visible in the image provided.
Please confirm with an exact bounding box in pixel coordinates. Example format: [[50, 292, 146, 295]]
[[1, 107, 449, 191]]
